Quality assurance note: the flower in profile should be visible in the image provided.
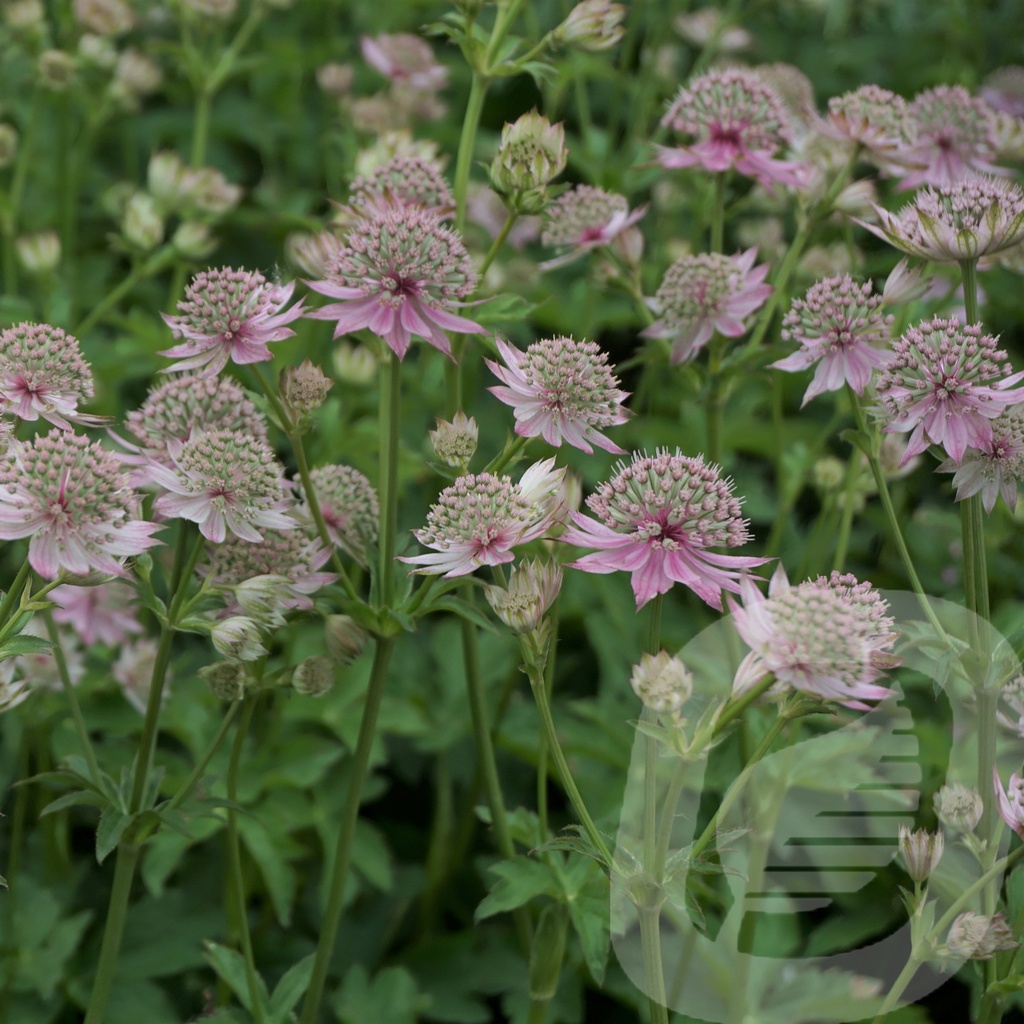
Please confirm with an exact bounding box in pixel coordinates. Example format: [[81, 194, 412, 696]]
[[113, 638, 162, 714], [674, 8, 751, 52], [937, 407, 1024, 513], [730, 567, 898, 709], [630, 650, 693, 715], [487, 336, 630, 454], [995, 768, 1024, 839], [772, 275, 894, 405], [211, 615, 266, 662], [347, 155, 455, 219], [641, 249, 771, 364], [161, 267, 305, 376], [555, 0, 626, 52], [875, 318, 1024, 465], [856, 176, 1024, 262], [0, 429, 161, 578], [51, 580, 143, 646], [820, 85, 909, 159], [121, 373, 268, 478], [898, 825, 944, 883], [934, 782, 983, 834], [483, 559, 563, 634], [400, 459, 566, 577], [306, 206, 485, 360], [360, 33, 448, 92], [489, 111, 568, 213], [285, 229, 344, 279], [150, 429, 294, 543], [946, 912, 1018, 960], [296, 464, 379, 564], [562, 449, 767, 609], [430, 411, 478, 469], [893, 85, 1005, 190], [0, 322, 103, 429], [658, 69, 808, 189], [539, 185, 646, 270]]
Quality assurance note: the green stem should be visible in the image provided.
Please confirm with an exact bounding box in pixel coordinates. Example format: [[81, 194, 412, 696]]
[[0, 731, 30, 1019], [485, 433, 529, 475], [709, 173, 727, 254], [707, 341, 725, 467], [1, 87, 41, 296], [163, 699, 240, 815], [712, 674, 779, 736], [226, 697, 264, 1022], [378, 351, 401, 609], [646, 594, 663, 654], [74, 245, 177, 337], [831, 450, 861, 572], [640, 708, 669, 1024], [192, 87, 213, 169], [0, 561, 32, 630], [639, 906, 670, 1024], [453, 75, 488, 234], [298, 636, 396, 1024], [479, 212, 518, 278]]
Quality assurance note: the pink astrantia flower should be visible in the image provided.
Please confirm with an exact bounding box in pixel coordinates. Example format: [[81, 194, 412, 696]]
[[486, 336, 630, 454], [51, 581, 144, 646], [306, 206, 485, 360], [0, 429, 161, 579], [657, 68, 808, 189], [347, 155, 454, 219], [297, 464, 379, 565], [772, 275, 894, 404], [641, 249, 772, 364], [360, 33, 448, 92], [400, 459, 566, 577], [730, 567, 898, 709], [150, 429, 295, 543], [562, 449, 768, 609], [937, 408, 1024, 513], [818, 85, 910, 161], [161, 268, 305, 377], [890, 85, 1006, 190], [875, 317, 1024, 465], [995, 768, 1024, 839], [539, 185, 646, 270], [855, 176, 1024, 263], [0, 322, 103, 429]]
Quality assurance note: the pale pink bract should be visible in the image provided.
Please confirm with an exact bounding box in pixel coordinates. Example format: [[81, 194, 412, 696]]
[[51, 581, 144, 646], [937, 407, 1024, 513], [995, 768, 1024, 840]]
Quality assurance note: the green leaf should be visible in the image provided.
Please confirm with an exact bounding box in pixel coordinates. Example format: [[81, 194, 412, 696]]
[[39, 788, 106, 817], [204, 941, 270, 1013], [238, 815, 297, 926], [561, 855, 611, 985], [475, 856, 558, 921], [426, 596, 499, 633], [96, 807, 134, 864], [0, 634, 52, 661], [839, 427, 873, 457], [332, 964, 428, 1024], [268, 954, 315, 1023], [468, 293, 536, 328]]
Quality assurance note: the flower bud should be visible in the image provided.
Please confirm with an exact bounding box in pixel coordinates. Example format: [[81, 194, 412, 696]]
[[74, 0, 134, 35], [211, 616, 266, 662], [610, 225, 644, 266], [186, 167, 243, 217], [234, 575, 292, 627], [285, 229, 343, 278], [78, 33, 118, 69], [325, 614, 368, 665], [172, 220, 217, 259], [114, 49, 163, 100], [812, 456, 846, 493], [316, 62, 353, 98], [0, 126, 18, 170], [16, 231, 60, 274], [199, 660, 248, 700], [122, 192, 164, 250], [6, 0, 45, 30], [292, 654, 336, 697], [180, 0, 238, 20], [484, 560, 563, 634], [897, 825, 943, 883], [946, 912, 1018, 960], [281, 360, 333, 423], [489, 111, 567, 205], [332, 342, 378, 386], [430, 411, 478, 469], [630, 650, 693, 715], [832, 179, 877, 217], [38, 50, 77, 91], [933, 782, 983, 833], [882, 256, 931, 307], [556, 0, 626, 52]]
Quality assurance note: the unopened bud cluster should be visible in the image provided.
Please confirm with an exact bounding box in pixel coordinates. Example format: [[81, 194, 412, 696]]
[[484, 560, 563, 636], [281, 360, 333, 429], [490, 112, 567, 214], [897, 825, 943, 883], [933, 783, 983, 833], [554, 0, 626, 52], [430, 412, 478, 469], [630, 651, 693, 716]]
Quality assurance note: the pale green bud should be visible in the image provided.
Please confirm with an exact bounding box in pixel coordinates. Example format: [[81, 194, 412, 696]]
[[292, 655, 336, 697], [630, 650, 693, 714], [234, 575, 292, 627], [430, 411, 478, 469], [332, 342, 378, 386], [199, 661, 248, 700], [555, 0, 626, 52], [211, 616, 266, 662], [484, 560, 562, 634], [325, 615, 368, 665], [38, 50, 77, 91], [16, 231, 60, 274], [172, 220, 217, 259], [122, 192, 164, 250], [281, 359, 333, 425], [490, 111, 567, 209], [898, 825, 943, 883], [933, 783, 983, 833]]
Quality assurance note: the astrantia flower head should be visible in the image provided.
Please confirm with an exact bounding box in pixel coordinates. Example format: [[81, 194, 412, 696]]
[[360, 33, 448, 92], [483, 559, 563, 634], [893, 85, 1005, 190], [348, 155, 455, 219], [539, 185, 645, 270], [430, 411, 478, 469], [946, 912, 1018, 960], [772, 275, 894, 404], [934, 782, 983, 834], [297, 464, 379, 564], [487, 336, 630, 454], [875, 317, 1024, 465], [161, 267, 305, 376], [630, 650, 693, 715], [641, 249, 772, 364], [856, 176, 1024, 262], [730, 567, 898, 709], [0, 322, 101, 429], [562, 449, 768, 609], [122, 373, 268, 477], [0, 429, 161, 578], [657, 68, 807, 189], [938, 407, 1024, 513], [150, 429, 294, 543], [306, 206, 485, 360], [399, 459, 565, 578], [51, 580, 143, 646], [821, 85, 909, 157]]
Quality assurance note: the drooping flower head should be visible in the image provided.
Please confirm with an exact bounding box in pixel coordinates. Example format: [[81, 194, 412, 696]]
[[946, 912, 1018, 960], [539, 185, 645, 270], [772, 275, 894, 404], [297, 464, 379, 565], [657, 68, 807, 189], [161, 267, 305, 376], [820, 85, 910, 159], [730, 567, 898, 709], [487, 336, 630, 454], [0, 429, 161, 578], [306, 206, 485, 360], [642, 249, 772, 364], [121, 372, 268, 478], [399, 459, 565, 577], [856, 176, 1024, 262], [360, 33, 448, 92], [875, 318, 1024, 465], [347, 155, 455, 219], [150, 429, 294, 543], [893, 85, 1005, 190], [51, 580, 143, 646], [938, 407, 1024, 513], [0, 322, 101, 428], [562, 449, 768, 609]]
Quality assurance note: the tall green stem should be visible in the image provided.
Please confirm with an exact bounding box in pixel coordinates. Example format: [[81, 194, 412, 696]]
[[479, 212, 518, 278], [709, 173, 726, 254], [453, 75, 488, 234], [74, 245, 177, 337], [378, 352, 401, 608], [640, 707, 669, 1024]]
